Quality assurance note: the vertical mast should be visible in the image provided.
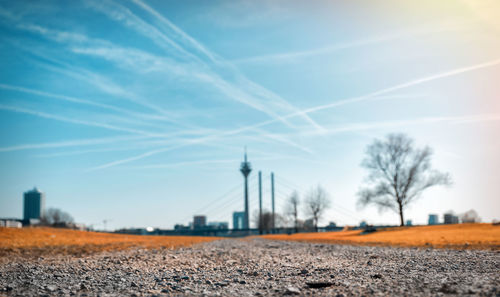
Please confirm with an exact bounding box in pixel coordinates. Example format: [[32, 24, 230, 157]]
[[271, 172, 275, 232]]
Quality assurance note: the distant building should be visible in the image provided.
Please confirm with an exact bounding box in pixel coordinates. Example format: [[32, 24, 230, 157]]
[[443, 213, 459, 224], [0, 219, 22, 228], [208, 222, 229, 229], [303, 219, 314, 231], [406, 220, 412, 226], [460, 209, 481, 223], [193, 215, 207, 229], [23, 187, 45, 223], [428, 214, 439, 225], [233, 211, 245, 229], [359, 221, 367, 228], [174, 224, 190, 231]]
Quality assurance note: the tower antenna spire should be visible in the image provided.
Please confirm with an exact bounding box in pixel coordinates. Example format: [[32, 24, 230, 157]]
[[240, 147, 252, 231]]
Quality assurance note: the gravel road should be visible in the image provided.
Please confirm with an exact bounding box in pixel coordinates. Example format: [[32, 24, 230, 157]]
[[1, 238, 498, 296]]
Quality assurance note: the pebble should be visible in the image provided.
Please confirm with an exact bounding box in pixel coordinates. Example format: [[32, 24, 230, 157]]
[[0, 238, 498, 296], [285, 286, 301, 295]]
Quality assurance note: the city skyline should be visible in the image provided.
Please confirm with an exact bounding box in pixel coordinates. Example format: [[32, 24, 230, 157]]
[[0, 0, 499, 230]]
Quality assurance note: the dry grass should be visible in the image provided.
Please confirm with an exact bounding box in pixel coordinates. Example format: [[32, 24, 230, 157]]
[[0, 227, 220, 259], [262, 223, 500, 250]]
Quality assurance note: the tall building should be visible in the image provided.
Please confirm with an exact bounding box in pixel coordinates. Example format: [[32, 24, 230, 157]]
[[193, 215, 207, 229], [23, 187, 45, 222], [233, 211, 245, 229], [428, 214, 439, 225]]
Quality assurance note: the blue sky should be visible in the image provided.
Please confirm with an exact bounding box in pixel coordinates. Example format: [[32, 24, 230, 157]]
[[0, 0, 499, 230]]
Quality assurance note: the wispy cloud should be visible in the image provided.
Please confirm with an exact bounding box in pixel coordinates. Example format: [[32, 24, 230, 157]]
[[232, 21, 467, 64], [137, 155, 296, 169], [86, 146, 176, 171], [5, 34, 184, 125], [238, 58, 500, 130], [3, 2, 325, 153], [299, 58, 500, 117], [0, 83, 178, 124], [297, 113, 500, 137], [0, 135, 147, 153], [34, 147, 142, 158], [88, 0, 324, 132], [0, 104, 163, 137]]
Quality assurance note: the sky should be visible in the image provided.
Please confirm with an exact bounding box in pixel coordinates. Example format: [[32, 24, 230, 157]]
[[0, 0, 499, 230]]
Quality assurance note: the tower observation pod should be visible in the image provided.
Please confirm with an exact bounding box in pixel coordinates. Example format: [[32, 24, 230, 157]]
[[240, 150, 252, 230]]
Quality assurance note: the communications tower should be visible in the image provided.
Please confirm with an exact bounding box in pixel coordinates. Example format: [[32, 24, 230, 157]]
[[240, 149, 252, 229]]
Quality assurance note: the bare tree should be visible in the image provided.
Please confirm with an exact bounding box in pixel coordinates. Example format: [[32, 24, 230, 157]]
[[285, 191, 300, 232], [41, 208, 74, 225], [304, 185, 331, 232], [357, 133, 451, 226]]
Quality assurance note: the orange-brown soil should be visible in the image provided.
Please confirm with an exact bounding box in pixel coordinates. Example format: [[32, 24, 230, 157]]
[[0, 227, 220, 258], [262, 223, 500, 250]]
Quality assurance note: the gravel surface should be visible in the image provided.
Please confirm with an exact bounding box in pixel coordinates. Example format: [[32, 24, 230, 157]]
[[1, 238, 499, 296]]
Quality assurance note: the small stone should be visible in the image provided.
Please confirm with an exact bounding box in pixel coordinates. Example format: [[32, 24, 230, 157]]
[[216, 281, 229, 287], [285, 286, 301, 295], [239, 280, 246, 284], [306, 282, 334, 288], [438, 283, 457, 294], [371, 274, 382, 279], [46, 285, 57, 292], [300, 269, 308, 275]]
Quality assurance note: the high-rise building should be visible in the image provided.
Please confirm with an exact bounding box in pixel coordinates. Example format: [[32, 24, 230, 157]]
[[193, 215, 207, 229], [232, 211, 245, 229], [428, 214, 439, 225], [23, 187, 45, 222]]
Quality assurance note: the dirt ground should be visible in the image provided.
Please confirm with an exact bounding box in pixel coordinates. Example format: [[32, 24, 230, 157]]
[[1, 238, 499, 296], [0, 227, 220, 259], [262, 223, 500, 250]]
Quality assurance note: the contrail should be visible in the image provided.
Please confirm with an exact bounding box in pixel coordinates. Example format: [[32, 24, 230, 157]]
[[0, 104, 164, 137], [301, 58, 500, 116], [87, 124, 313, 170], [296, 113, 500, 137], [130, 0, 218, 63], [95, 0, 324, 132], [140, 59, 500, 152], [87, 146, 176, 171], [0, 83, 177, 124], [232, 22, 466, 64], [0, 135, 147, 152], [138, 156, 296, 169], [240, 58, 500, 130]]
